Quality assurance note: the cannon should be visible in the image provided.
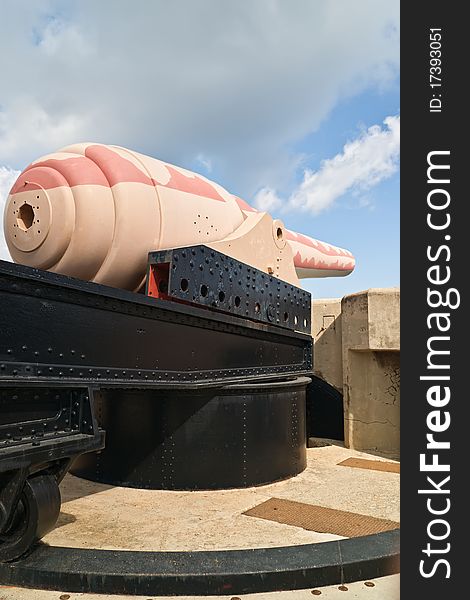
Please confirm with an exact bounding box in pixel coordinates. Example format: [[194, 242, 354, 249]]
[[3, 143, 354, 290], [1, 144, 355, 562]]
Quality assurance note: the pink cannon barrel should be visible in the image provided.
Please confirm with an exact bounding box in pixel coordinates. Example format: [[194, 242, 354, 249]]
[[3, 143, 355, 291]]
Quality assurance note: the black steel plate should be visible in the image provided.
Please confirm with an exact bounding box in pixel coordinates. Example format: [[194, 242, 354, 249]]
[[0, 385, 104, 472], [0, 260, 312, 388], [147, 246, 312, 333]]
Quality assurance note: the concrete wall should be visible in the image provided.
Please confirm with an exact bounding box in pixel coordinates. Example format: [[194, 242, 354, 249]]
[[311, 298, 343, 391], [311, 288, 400, 459]]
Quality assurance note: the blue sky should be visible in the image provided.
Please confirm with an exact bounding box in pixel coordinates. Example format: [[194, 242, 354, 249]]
[[0, 1, 399, 298], [283, 86, 400, 298]]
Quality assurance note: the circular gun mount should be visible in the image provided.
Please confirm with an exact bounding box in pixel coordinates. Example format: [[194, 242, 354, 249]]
[[71, 378, 309, 490], [0, 237, 366, 591]]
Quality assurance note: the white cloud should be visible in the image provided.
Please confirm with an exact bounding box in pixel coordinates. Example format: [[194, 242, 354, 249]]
[[0, 98, 88, 165], [0, 166, 20, 261], [254, 187, 282, 212], [36, 17, 91, 57], [195, 153, 213, 173], [255, 115, 399, 214], [0, 0, 399, 198]]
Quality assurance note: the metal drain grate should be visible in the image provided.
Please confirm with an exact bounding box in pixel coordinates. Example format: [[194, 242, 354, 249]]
[[338, 457, 400, 474], [243, 498, 399, 538]]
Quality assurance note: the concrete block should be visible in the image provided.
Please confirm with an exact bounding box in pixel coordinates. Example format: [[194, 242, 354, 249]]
[[343, 350, 400, 459], [341, 288, 400, 351], [311, 298, 343, 391], [341, 289, 400, 459]]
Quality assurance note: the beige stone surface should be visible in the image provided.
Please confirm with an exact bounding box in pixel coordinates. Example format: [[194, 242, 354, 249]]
[[0, 445, 399, 599]]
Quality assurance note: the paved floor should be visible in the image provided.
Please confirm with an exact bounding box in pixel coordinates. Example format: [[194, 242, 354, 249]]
[[0, 445, 400, 598], [44, 445, 399, 552]]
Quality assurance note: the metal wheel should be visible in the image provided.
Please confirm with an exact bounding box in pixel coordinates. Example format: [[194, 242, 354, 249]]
[[0, 474, 60, 562]]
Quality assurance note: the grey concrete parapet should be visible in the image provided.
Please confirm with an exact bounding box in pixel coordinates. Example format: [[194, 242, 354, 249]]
[[312, 288, 400, 459], [311, 298, 343, 391], [342, 288, 400, 351]]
